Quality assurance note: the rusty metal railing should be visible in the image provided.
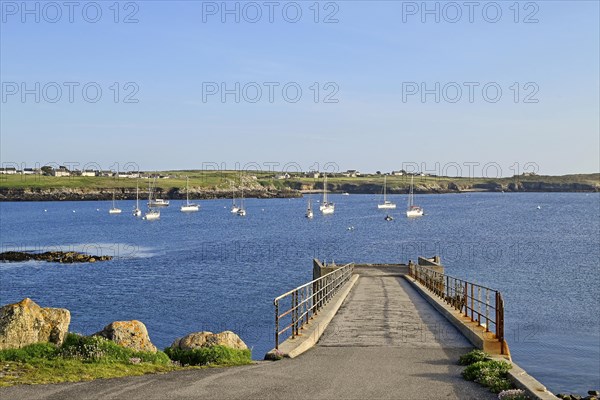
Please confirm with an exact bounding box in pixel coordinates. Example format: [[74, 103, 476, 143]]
[[408, 264, 505, 353], [274, 263, 354, 349]]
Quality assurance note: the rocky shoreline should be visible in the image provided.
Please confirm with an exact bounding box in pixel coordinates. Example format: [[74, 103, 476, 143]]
[[0, 187, 301, 202]]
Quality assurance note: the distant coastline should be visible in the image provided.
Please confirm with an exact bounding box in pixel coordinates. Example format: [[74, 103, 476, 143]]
[[0, 173, 598, 201]]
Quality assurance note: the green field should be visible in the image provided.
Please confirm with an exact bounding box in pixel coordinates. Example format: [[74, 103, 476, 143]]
[[0, 171, 598, 193]]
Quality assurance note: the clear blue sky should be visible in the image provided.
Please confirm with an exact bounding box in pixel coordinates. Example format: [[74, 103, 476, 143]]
[[1, 1, 599, 176]]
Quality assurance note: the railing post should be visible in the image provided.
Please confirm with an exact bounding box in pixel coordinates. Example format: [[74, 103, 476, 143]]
[[275, 300, 279, 349], [464, 281, 468, 317], [485, 290, 490, 332], [292, 291, 297, 338], [305, 286, 309, 326], [470, 284, 474, 322]]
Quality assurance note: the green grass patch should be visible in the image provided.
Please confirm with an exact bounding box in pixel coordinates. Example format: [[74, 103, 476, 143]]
[[0, 335, 253, 387], [164, 345, 252, 367], [0, 334, 175, 387]]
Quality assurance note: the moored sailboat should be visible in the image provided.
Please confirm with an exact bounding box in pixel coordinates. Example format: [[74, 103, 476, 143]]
[[306, 197, 314, 219], [109, 191, 122, 214], [377, 175, 396, 209], [237, 188, 246, 216], [230, 183, 239, 213], [133, 181, 142, 217], [406, 175, 424, 218], [180, 177, 199, 212], [319, 175, 335, 214], [144, 178, 160, 220]]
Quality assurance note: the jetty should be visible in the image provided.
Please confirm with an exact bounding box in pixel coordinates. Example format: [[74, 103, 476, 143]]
[[0, 257, 557, 400]]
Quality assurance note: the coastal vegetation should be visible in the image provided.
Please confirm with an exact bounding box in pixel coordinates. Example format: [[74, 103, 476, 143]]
[[164, 345, 252, 367], [0, 334, 253, 387], [0, 298, 252, 387], [459, 350, 514, 394], [0, 334, 176, 387]]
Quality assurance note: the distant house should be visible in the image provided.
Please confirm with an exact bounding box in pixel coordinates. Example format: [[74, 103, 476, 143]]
[[343, 170, 360, 178], [99, 170, 115, 177], [276, 173, 290, 180], [52, 167, 71, 177], [0, 167, 17, 175], [82, 170, 97, 177], [22, 168, 41, 175], [391, 170, 404, 176]]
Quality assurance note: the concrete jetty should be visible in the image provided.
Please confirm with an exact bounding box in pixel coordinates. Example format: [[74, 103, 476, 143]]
[[0, 258, 556, 400]]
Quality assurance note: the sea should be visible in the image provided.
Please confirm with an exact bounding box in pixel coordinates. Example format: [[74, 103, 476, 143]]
[[0, 192, 598, 394]]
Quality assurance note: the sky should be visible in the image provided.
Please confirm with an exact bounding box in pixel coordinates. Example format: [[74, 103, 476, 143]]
[[1, 0, 599, 177]]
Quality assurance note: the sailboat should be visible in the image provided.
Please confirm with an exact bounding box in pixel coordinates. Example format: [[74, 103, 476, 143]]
[[109, 191, 122, 214], [377, 175, 396, 209], [319, 175, 335, 214], [236, 187, 246, 216], [133, 181, 142, 217], [230, 182, 239, 213], [305, 197, 314, 219], [406, 175, 424, 217], [180, 177, 199, 212], [144, 178, 160, 220]]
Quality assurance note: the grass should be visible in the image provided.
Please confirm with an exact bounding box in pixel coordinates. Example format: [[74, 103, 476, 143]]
[[1, 171, 597, 192], [0, 334, 252, 387], [459, 350, 515, 394]]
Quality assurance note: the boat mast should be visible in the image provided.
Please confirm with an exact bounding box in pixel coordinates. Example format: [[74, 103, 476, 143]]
[[408, 175, 414, 208], [323, 175, 328, 204], [384, 175, 387, 202], [186, 176, 190, 206]]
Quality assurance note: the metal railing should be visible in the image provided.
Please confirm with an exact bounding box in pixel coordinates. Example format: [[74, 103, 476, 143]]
[[409, 264, 505, 353], [274, 263, 354, 349]]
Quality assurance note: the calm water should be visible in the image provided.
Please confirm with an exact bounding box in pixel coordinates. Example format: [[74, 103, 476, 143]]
[[0, 193, 598, 394]]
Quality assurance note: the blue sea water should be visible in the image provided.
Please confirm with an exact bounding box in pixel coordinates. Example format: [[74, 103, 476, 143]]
[[0, 193, 598, 394]]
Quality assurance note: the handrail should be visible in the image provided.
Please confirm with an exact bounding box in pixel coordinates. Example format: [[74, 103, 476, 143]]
[[274, 262, 354, 349], [408, 264, 505, 354]]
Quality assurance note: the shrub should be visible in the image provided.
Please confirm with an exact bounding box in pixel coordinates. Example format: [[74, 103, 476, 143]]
[[498, 389, 529, 400], [164, 345, 252, 367], [0, 342, 59, 362], [462, 360, 513, 393], [60, 333, 170, 365], [459, 349, 491, 366]]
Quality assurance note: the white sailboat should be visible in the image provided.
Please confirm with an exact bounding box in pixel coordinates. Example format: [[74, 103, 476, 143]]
[[305, 197, 314, 219], [406, 175, 424, 217], [230, 182, 239, 213], [133, 181, 142, 217], [237, 188, 246, 216], [109, 191, 122, 214], [319, 175, 335, 214], [144, 178, 160, 220], [180, 177, 199, 212], [377, 175, 396, 209]]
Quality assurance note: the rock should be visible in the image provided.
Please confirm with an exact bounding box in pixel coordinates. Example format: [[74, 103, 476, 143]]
[[0, 251, 112, 263], [94, 320, 157, 353], [589, 392, 600, 397], [171, 331, 247, 351], [0, 298, 70, 350]]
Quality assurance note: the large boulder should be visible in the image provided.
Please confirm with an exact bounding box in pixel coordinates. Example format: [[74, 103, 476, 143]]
[[94, 320, 157, 353], [171, 331, 247, 351], [0, 298, 70, 350]]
